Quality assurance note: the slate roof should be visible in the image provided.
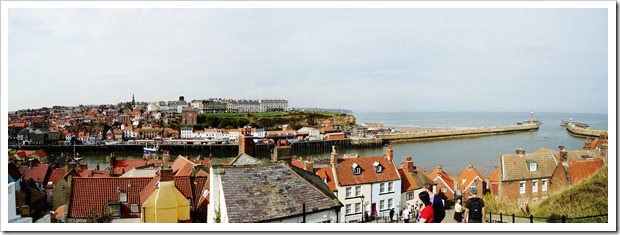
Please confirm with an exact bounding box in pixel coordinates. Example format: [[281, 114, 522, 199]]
[[554, 149, 601, 162], [8, 162, 22, 181], [22, 164, 51, 184], [230, 153, 263, 166], [334, 156, 400, 186], [567, 159, 605, 184], [501, 149, 559, 182], [216, 162, 342, 223], [457, 164, 486, 191], [68, 177, 152, 218]]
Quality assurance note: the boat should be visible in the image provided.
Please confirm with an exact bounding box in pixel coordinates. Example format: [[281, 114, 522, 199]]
[[143, 144, 159, 155]]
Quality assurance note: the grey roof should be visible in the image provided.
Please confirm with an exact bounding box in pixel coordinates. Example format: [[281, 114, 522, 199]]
[[553, 149, 601, 161], [217, 162, 342, 223], [501, 148, 559, 182], [230, 153, 263, 166]]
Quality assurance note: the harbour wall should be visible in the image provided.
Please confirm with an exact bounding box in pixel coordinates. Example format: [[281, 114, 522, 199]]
[[378, 124, 540, 142], [566, 125, 607, 138]]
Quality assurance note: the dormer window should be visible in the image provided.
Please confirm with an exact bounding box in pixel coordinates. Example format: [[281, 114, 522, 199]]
[[352, 163, 361, 175], [526, 160, 537, 172], [373, 162, 383, 173]]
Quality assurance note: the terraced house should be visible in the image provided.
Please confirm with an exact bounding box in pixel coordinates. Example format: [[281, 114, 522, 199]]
[[330, 146, 401, 223]]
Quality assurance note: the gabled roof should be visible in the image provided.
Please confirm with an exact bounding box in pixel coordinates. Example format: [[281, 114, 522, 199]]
[[45, 168, 68, 189], [194, 177, 210, 223], [229, 153, 262, 166], [215, 162, 341, 223], [315, 167, 337, 191], [554, 149, 601, 162], [69, 177, 153, 218], [138, 175, 208, 208], [334, 156, 400, 186], [457, 164, 486, 191], [501, 149, 559, 181], [398, 157, 435, 192], [172, 155, 198, 176], [428, 166, 454, 191], [22, 164, 51, 184], [567, 159, 605, 184], [488, 167, 500, 182]]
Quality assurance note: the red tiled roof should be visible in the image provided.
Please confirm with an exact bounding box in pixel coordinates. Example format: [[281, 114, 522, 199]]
[[171, 155, 195, 176], [568, 159, 605, 184], [457, 164, 485, 192], [113, 160, 148, 175], [46, 168, 67, 189], [428, 166, 454, 191], [315, 167, 337, 191], [69, 177, 153, 218], [488, 168, 500, 182], [22, 164, 50, 184], [335, 156, 400, 186], [291, 158, 304, 169], [8, 162, 22, 180], [194, 178, 210, 222]]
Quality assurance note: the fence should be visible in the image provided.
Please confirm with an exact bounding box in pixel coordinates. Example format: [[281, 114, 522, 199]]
[[488, 212, 608, 223]]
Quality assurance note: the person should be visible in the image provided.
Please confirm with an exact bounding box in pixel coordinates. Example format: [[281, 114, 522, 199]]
[[389, 208, 395, 222], [417, 191, 434, 223], [402, 206, 410, 223], [464, 187, 486, 223], [453, 199, 463, 223], [373, 210, 379, 223], [423, 183, 445, 223], [364, 210, 369, 223]]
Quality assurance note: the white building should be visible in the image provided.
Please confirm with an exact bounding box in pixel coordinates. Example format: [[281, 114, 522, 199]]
[[180, 127, 193, 139]]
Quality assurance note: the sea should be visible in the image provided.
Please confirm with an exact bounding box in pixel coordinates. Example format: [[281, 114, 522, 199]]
[[66, 112, 609, 177]]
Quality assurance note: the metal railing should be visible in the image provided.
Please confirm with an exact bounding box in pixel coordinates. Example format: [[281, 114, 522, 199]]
[[488, 212, 608, 223]]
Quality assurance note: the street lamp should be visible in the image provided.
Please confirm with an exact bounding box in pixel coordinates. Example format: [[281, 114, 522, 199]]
[[360, 195, 365, 223]]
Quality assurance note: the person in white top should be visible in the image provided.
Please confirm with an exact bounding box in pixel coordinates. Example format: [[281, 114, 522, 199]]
[[453, 199, 464, 223], [402, 206, 411, 223]]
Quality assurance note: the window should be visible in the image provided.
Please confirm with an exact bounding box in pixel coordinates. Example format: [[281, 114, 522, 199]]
[[131, 204, 139, 213], [408, 192, 414, 200], [388, 198, 393, 209], [355, 186, 361, 196], [109, 204, 120, 217], [520, 181, 526, 194], [373, 162, 383, 173], [120, 193, 127, 203], [355, 203, 361, 213], [352, 163, 361, 175], [380, 200, 385, 210], [61, 185, 66, 191], [380, 183, 386, 193], [346, 187, 352, 198], [530, 162, 537, 171], [542, 180, 548, 192], [532, 180, 538, 193], [346, 204, 352, 215], [388, 182, 394, 192]]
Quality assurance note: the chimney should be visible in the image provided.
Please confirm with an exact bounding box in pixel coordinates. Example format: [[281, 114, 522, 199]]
[[437, 165, 442, 174], [516, 149, 525, 157], [386, 146, 394, 163], [558, 145, 565, 151], [330, 146, 339, 166], [468, 163, 473, 170], [304, 157, 314, 173], [272, 146, 292, 164], [238, 126, 255, 156], [160, 168, 173, 182], [96, 163, 100, 171]]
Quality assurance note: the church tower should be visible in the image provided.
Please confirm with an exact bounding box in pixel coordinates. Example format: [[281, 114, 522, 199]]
[[132, 94, 136, 109]]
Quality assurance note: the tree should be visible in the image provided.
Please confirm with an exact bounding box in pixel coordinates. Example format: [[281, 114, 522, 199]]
[[87, 208, 114, 223]]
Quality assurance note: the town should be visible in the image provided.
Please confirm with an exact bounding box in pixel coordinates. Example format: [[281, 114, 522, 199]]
[[6, 97, 609, 223]]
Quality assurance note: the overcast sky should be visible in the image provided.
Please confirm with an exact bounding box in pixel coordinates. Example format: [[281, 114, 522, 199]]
[[8, 8, 609, 113]]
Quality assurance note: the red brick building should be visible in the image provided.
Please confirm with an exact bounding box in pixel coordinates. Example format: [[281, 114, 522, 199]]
[[428, 165, 455, 200]]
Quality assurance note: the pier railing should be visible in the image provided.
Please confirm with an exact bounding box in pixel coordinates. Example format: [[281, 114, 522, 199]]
[[487, 212, 608, 223]]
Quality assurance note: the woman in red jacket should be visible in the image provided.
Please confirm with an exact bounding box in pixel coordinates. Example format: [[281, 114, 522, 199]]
[[417, 191, 434, 223]]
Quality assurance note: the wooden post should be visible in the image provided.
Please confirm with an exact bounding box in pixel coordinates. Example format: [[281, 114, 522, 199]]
[[530, 215, 533, 223], [512, 214, 515, 223], [561, 215, 566, 223], [500, 213, 503, 223]]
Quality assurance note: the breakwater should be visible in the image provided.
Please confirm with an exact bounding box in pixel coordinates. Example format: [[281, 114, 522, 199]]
[[566, 125, 607, 138], [377, 124, 540, 142]]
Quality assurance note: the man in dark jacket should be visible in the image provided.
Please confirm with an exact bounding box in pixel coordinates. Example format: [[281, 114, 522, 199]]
[[423, 183, 445, 223]]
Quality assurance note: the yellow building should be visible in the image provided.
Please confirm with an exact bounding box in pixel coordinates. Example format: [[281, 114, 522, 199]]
[[141, 169, 190, 223]]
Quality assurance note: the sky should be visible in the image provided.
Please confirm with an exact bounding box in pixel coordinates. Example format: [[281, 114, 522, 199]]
[[7, 7, 611, 114]]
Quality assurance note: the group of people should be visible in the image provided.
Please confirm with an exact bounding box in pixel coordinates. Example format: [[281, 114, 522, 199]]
[[398, 184, 486, 223]]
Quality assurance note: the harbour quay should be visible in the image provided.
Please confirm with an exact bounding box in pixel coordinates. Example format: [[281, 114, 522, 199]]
[[377, 123, 540, 142]]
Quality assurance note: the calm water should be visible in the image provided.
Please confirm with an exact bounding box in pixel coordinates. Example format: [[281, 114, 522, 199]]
[[63, 112, 608, 177]]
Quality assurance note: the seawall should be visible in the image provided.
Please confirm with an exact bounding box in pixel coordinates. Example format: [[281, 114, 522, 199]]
[[377, 124, 540, 142], [566, 125, 607, 138]]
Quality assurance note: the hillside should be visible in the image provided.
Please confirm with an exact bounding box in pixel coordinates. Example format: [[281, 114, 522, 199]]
[[533, 165, 608, 223], [193, 111, 356, 131]]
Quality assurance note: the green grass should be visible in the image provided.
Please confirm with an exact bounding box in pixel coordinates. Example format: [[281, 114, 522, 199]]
[[485, 165, 608, 223], [533, 165, 608, 223]]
